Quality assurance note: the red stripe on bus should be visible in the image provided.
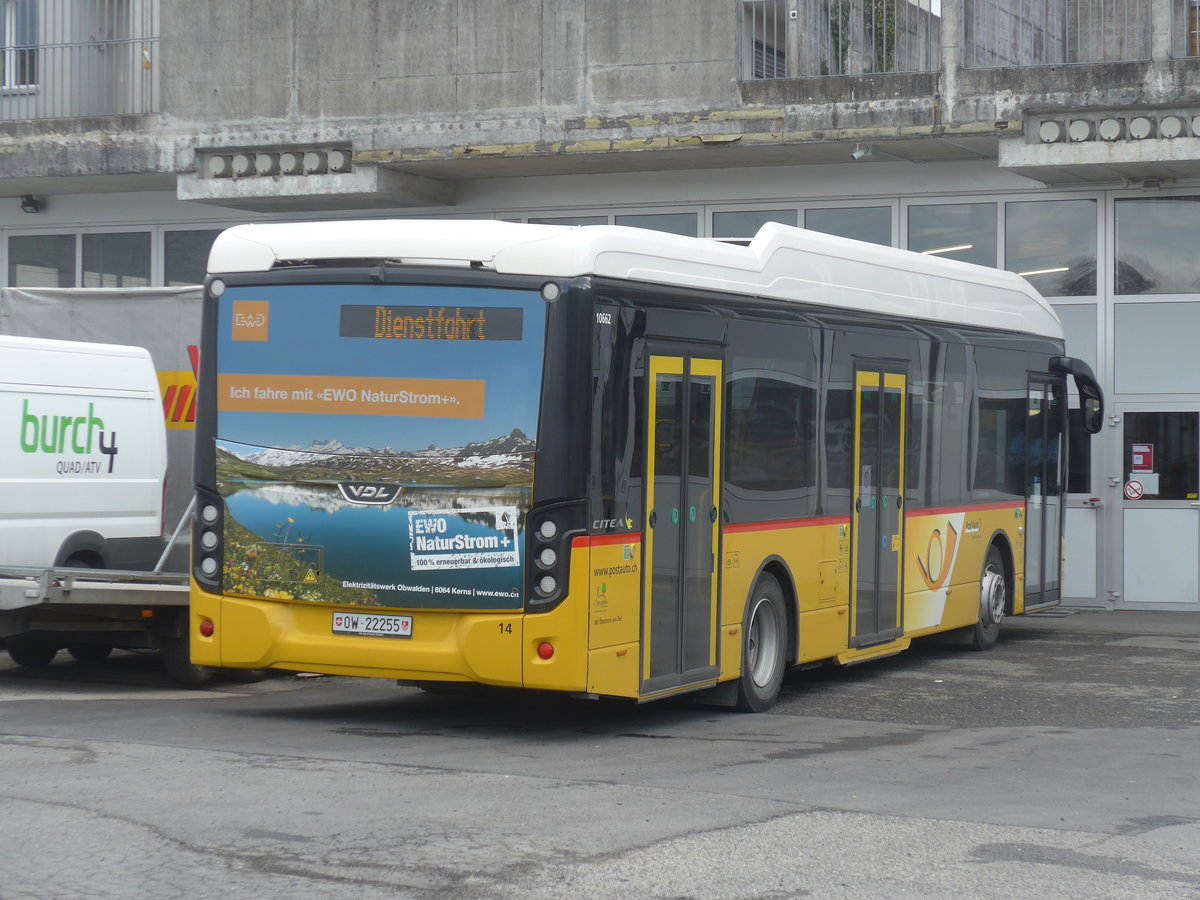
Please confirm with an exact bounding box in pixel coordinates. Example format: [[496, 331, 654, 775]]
[[576, 532, 643, 548], [723, 515, 850, 535], [905, 501, 1022, 518]]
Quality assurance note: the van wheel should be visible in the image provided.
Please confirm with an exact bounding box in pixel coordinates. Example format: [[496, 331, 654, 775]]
[[735, 573, 788, 712], [6, 639, 59, 668], [161, 636, 215, 687], [67, 644, 113, 664], [972, 546, 1008, 651]]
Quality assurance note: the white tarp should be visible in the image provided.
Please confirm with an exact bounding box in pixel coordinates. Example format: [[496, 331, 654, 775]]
[[0, 287, 203, 563]]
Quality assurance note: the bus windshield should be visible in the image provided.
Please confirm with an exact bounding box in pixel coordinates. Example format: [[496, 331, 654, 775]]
[[213, 281, 546, 611]]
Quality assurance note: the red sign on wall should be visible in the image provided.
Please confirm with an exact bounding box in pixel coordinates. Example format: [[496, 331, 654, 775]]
[[1131, 442, 1154, 474]]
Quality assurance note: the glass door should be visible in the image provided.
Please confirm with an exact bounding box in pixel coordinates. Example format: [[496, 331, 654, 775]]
[[642, 353, 722, 692], [1118, 409, 1200, 608]]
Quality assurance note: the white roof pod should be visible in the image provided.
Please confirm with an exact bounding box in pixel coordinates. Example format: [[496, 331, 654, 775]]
[[208, 219, 1063, 340]]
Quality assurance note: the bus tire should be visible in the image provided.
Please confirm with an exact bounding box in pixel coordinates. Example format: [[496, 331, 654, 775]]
[[735, 573, 788, 712], [161, 636, 216, 688], [972, 545, 1007, 651], [67, 644, 114, 664], [6, 638, 59, 668]]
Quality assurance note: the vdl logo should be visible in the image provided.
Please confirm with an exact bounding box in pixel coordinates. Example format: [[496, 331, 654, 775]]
[[337, 483, 402, 505]]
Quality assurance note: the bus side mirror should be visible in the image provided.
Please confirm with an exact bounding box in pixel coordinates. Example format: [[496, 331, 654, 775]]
[[1051, 356, 1104, 434]]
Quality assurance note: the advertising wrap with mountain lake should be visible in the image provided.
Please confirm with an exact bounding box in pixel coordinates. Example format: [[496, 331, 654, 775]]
[[214, 283, 546, 610]]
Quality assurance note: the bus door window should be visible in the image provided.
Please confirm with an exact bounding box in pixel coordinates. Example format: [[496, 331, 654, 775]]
[[644, 354, 721, 689], [852, 369, 906, 645], [1025, 377, 1066, 607]]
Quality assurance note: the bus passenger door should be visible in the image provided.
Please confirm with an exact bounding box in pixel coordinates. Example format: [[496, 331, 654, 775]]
[[642, 354, 722, 694], [1024, 377, 1065, 609], [851, 368, 906, 647]]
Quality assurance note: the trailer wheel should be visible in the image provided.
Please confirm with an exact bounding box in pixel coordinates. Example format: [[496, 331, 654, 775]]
[[161, 636, 215, 687], [6, 638, 59, 668], [67, 644, 114, 664]]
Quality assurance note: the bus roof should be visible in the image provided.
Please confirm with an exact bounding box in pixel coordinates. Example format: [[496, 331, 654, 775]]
[[208, 219, 1063, 340]]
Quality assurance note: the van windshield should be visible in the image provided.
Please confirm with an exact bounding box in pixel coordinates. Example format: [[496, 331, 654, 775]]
[[212, 282, 546, 610]]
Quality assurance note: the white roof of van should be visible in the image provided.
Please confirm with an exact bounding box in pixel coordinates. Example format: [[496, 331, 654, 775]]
[[208, 219, 1063, 340], [0, 334, 152, 358]]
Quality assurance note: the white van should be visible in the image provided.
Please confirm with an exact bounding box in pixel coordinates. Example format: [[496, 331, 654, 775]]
[[0, 336, 168, 570]]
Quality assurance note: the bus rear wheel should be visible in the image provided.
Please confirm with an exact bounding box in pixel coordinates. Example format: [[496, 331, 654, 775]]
[[735, 573, 788, 712], [972, 545, 1008, 651]]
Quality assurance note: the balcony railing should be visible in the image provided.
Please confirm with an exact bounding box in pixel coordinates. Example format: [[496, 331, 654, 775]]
[[742, 0, 1196, 78], [742, 0, 942, 76], [1, 0, 158, 121], [964, 0, 1151, 66]]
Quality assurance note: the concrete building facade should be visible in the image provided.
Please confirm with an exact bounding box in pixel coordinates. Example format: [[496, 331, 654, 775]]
[[2, 0, 1199, 609]]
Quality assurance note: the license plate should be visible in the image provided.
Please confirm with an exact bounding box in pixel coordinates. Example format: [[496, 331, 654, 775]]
[[332, 612, 412, 638]]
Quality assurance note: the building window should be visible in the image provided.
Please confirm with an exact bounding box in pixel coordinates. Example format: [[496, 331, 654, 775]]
[[2, 0, 36, 90], [614, 213, 698, 237], [1005, 199, 1097, 297], [1115, 196, 1200, 294], [82, 232, 150, 287], [527, 216, 608, 226], [907, 202, 998, 268], [713, 209, 797, 240], [165, 229, 221, 286], [8, 234, 74, 286], [805, 206, 892, 246]]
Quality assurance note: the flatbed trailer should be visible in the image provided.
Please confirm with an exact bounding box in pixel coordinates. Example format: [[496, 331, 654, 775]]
[[0, 506, 253, 686], [0, 565, 201, 682]]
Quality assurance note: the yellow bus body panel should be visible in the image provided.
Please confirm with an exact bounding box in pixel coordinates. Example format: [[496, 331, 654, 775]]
[[902, 503, 1025, 636], [190, 584, 526, 684], [719, 517, 852, 678]]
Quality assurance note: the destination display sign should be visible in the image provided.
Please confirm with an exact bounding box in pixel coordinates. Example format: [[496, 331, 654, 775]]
[[340, 305, 524, 341]]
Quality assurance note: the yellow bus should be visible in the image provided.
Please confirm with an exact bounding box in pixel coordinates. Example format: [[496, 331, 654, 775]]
[[190, 220, 1102, 709]]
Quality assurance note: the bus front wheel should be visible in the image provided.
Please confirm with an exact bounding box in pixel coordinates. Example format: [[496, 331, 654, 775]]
[[972, 545, 1008, 651], [735, 573, 788, 712]]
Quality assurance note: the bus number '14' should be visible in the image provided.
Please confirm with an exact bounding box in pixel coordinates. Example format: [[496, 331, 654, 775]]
[[498, 623, 512, 634]]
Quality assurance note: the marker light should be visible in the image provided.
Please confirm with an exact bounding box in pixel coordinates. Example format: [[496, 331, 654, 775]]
[[200, 530, 219, 551], [537, 641, 555, 660], [210, 278, 226, 297], [540, 282, 562, 302], [538, 575, 557, 595], [538, 519, 558, 541], [200, 503, 220, 525], [199, 556, 218, 577], [199, 620, 215, 638], [538, 547, 558, 568]]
